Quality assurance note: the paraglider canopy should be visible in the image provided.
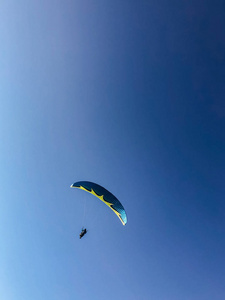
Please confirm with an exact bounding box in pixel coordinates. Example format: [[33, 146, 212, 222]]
[[71, 181, 127, 225]]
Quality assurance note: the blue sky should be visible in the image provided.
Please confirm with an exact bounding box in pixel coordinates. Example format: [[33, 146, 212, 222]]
[[1, 1, 225, 299]]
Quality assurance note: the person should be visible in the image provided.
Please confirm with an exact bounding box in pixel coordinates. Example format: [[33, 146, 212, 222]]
[[79, 228, 87, 239]]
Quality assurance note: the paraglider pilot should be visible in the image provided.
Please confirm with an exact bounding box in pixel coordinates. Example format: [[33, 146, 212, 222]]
[[80, 228, 87, 239]]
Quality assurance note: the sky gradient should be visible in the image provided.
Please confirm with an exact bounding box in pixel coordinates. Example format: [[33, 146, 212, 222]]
[[1, 1, 225, 299]]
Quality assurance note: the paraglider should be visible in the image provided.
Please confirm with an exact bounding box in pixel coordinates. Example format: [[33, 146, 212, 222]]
[[79, 228, 87, 239], [71, 181, 127, 226]]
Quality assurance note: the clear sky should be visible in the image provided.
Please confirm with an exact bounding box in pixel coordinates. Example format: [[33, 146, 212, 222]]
[[1, 1, 225, 299]]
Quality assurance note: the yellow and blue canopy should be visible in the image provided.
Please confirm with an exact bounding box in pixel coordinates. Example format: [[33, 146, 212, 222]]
[[71, 181, 127, 225]]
